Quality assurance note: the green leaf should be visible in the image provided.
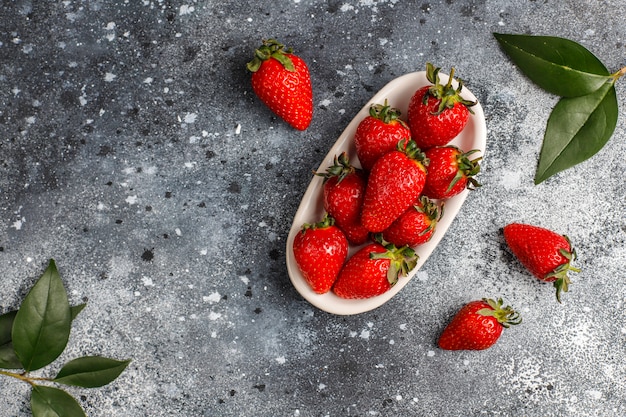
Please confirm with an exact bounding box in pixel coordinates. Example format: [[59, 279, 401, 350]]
[[70, 303, 87, 321], [0, 311, 22, 369], [12, 259, 72, 372], [535, 81, 618, 183], [493, 33, 611, 97], [54, 356, 131, 388], [31, 385, 86, 417]]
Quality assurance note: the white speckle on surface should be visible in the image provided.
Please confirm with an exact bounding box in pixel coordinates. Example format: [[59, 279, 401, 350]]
[[104, 72, 117, 82], [585, 390, 602, 400], [175, 228, 182, 236], [501, 170, 522, 189], [143, 77, 153, 84], [399, 323, 407, 331], [235, 124, 241, 135], [427, 350, 435, 357], [26, 257, 32, 263], [141, 277, 154, 287], [203, 292, 221, 304], [179, 5, 195, 15], [184, 162, 196, 168], [360, 329, 370, 339], [416, 270, 429, 282], [183, 113, 197, 123], [12, 218, 24, 230], [276, 356, 286, 364], [240, 276, 250, 285], [105, 22, 116, 30], [12, 87, 21, 96], [126, 195, 138, 205], [318, 383, 326, 390], [319, 99, 332, 107], [208, 311, 222, 321]]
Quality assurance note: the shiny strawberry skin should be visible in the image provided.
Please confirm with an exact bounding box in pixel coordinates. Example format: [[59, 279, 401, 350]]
[[503, 223, 572, 279], [293, 221, 348, 294], [361, 145, 427, 233], [382, 197, 440, 247], [407, 86, 470, 149], [323, 169, 370, 245], [438, 300, 506, 350], [354, 114, 411, 171], [423, 146, 480, 199], [250, 53, 313, 130], [332, 243, 393, 299]]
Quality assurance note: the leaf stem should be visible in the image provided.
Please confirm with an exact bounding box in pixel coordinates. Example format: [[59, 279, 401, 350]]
[[0, 369, 51, 386], [612, 66, 626, 82]]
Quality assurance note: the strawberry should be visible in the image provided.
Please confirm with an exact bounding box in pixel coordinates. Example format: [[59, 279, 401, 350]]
[[360, 139, 429, 233], [316, 153, 370, 245], [292, 214, 348, 294], [382, 195, 443, 247], [332, 236, 418, 299], [247, 39, 313, 130], [407, 62, 476, 149], [503, 223, 580, 303], [438, 298, 521, 351], [422, 146, 481, 199], [354, 100, 412, 171]]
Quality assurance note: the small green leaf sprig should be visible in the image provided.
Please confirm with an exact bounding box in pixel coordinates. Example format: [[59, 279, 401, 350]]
[[493, 33, 625, 184], [0, 259, 131, 417]]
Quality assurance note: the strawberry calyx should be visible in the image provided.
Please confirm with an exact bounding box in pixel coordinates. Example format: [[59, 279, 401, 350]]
[[300, 213, 335, 233], [247, 39, 295, 73], [545, 236, 580, 303], [315, 152, 357, 184], [398, 139, 429, 167], [415, 196, 444, 236], [369, 99, 407, 126], [424, 62, 477, 115], [448, 148, 482, 192], [476, 298, 522, 328], [369, 234, 419, 286]]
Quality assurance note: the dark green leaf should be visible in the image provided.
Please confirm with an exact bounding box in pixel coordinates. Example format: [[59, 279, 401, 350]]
[[12, 259, 72, 372], [535, 81, 618, 183], [31, 385, 86, 417], [493, 33, 611, 97], [0, 310, 22, 369], [70, 304, 87, 321], [0, 310, 17, 345], [54, 356, 131, 388]]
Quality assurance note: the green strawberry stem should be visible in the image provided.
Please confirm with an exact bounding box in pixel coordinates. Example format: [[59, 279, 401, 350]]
[[546, 237, 580, 303], [476, 298, 522, 328], [315, 152, 356, 183], [370, 234, 419, 285], [247, 39, 295, 73], [424, 62, 477, 115], [447, 148, 482, 192], [416, 196, 443, 236], [369, 99, 406, 125], [399, 139, 429, 166], [301, 213, 335, 232]]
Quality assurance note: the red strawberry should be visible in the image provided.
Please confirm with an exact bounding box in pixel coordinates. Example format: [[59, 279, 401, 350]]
[[361, 139, 429, 233], [423, 146, 481, 199], [503, 223, 580, 303], [316, 153, 370, 245], [382, 196, 443, 247], [354, 100, 412, 171], [332, 236, 418, 299], [438, 298, 521, 351], [247, 39, 313, 130], [292, 215, 348, 294], [407, 63, 476, 149]]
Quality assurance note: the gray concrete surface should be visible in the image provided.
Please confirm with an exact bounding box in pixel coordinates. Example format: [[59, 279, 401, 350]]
[[1, 1, 624, 416]]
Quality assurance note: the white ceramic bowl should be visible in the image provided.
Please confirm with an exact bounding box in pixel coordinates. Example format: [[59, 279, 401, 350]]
[[285, 71, 487, 315]]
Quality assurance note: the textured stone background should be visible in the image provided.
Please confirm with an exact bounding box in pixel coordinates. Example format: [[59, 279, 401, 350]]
[[1, 1, 624, 416]]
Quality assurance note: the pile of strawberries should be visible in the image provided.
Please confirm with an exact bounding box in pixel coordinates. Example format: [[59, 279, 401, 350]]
[[293, 62, 481, 300], [248, 39, 581, 351]]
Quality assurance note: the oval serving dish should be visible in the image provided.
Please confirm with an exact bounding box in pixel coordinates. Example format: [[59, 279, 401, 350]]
[[285, 71, 487, 315]]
